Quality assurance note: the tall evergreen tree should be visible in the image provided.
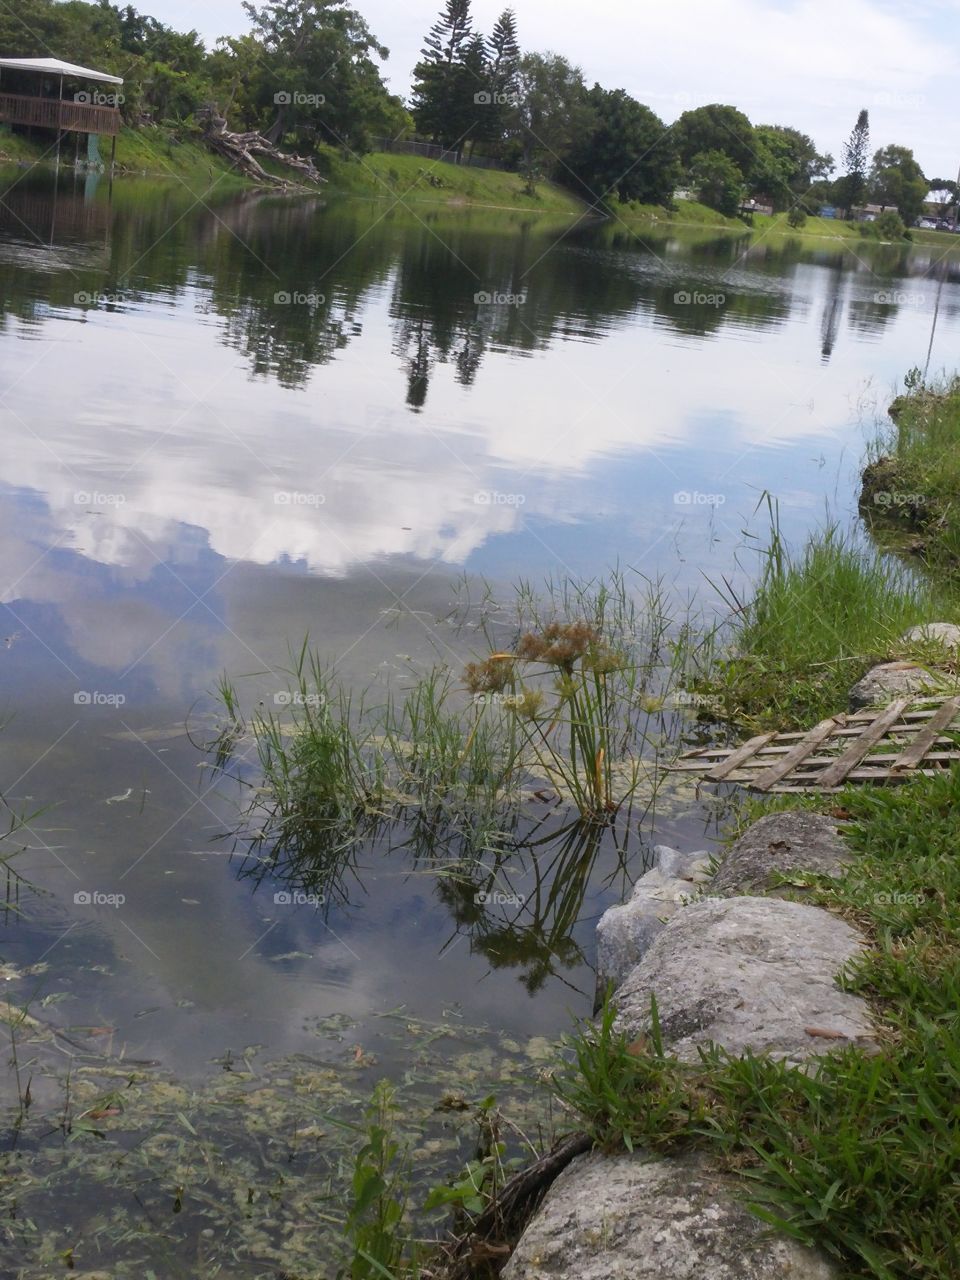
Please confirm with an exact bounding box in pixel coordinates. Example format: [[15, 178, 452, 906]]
[[411, 0, 479, 147], [840, 108, 870, 211], [422, 0, 473, 64], [487, 9, 520, 90]]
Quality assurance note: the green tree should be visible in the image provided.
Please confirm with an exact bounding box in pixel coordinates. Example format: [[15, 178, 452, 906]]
[[510, 52, 591, 180], [567, 86, 677, 208], [839, 108, 870, 211], [749, 124, 833, 208], [868, 144, 927, 227], [240, 0, 394, 152], [689, 149, 743, 216], [475, 8, 521, 153], [410, 0, 481, 148], [673, 103, 755, 176]]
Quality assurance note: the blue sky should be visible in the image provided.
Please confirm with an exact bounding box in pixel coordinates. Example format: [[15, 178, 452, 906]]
[[144, 0, 960, 179]]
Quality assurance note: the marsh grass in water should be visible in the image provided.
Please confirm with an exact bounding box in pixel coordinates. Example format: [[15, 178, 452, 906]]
[[212, 572, 691, 868], [551, 767, 960, 1280], [685, 497, 955, 728]]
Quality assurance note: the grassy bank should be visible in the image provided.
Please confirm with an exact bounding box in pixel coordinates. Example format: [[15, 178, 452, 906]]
[[319, 148, 587, 215], [862, 379, 960, 570], [683, 505, 958, 729], [0, 124, 247, 186], [555, 764, 960, 1279]]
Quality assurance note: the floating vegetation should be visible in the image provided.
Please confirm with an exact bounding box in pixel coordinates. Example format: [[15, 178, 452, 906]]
[[0, 990, 561, 1278]]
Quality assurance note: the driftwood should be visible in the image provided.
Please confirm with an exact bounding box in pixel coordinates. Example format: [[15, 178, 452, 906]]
[[436, 1130, 592, 1279], [198, 107, 324, 187]]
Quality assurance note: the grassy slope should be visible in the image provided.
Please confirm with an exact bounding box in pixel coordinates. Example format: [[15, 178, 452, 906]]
[[320, 149, 587, 215], [0, 124, 245, 186]]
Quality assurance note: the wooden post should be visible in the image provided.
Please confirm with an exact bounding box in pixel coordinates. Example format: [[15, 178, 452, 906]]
[[110, 131, 117, 175]]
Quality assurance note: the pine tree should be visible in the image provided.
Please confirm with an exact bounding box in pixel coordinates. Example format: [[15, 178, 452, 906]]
[[841, 108, 870, 211], [411, 0, 480, 148], [488, 9, 520, 88], [421, 0, 473, 65]]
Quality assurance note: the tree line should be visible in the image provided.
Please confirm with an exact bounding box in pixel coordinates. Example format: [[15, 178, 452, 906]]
[[0, 0, 948, 225]]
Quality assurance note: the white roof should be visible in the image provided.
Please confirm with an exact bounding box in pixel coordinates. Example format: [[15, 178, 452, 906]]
[[0, 57, 123, 86]]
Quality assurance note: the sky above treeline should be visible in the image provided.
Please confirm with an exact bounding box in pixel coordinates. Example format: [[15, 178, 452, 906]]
[[142, 0, 960, 180]]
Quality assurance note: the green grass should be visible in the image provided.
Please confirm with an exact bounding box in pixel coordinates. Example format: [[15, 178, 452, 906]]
[[687, 500, 956, 728], [319, 148, 587, 215], [613, 197, 749, 231], [863, 378, 960, 570], [552, 766, 960, 1279]]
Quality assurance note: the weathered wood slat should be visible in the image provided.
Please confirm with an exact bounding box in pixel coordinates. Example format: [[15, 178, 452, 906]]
[[672, 695, 960, 793], [806, 699, 911, 789], [890, 696, 960, 773], [749, 714, 847, 792], [703, 732, 777, 781]]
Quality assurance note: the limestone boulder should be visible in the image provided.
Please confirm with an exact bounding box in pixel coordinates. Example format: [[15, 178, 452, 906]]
[[613, 896, 876, 1064], [848, 661, 943, 709], [502, 1150, 838, 1280], [710, 812, 851, 898], [595, 846, 712, 999]]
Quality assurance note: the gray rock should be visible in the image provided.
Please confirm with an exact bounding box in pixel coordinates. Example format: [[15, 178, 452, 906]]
[[596, 873, 696, 998], [614, 896, 876, 1063], [502, 1149, 838, 1280], [900, 622, 960, 653], [710, 812, 851, 898], [655, 843, 712, 879], [848, 661, 942, 709]]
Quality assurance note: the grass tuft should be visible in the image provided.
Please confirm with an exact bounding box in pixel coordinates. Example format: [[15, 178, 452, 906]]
[[688, 498, 954, 727]]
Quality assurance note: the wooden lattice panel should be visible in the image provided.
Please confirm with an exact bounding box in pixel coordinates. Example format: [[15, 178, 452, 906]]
[[672, 696, 960, 792]]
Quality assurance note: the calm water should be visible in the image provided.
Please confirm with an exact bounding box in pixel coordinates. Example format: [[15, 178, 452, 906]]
[[2, 168, 959, 1274]]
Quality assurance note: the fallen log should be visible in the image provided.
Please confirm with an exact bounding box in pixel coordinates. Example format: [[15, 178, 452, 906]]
[[198, 107, 325, 188]]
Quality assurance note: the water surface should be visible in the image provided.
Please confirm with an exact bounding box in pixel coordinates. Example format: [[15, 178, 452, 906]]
[[2, 168, 959, 1275]]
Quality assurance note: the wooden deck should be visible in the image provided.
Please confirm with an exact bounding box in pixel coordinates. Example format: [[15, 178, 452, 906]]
[[671, 696, 960, 792], [0, 90, 119, 136]]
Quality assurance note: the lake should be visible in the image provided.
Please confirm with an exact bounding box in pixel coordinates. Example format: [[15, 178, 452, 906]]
[[1, 168, 959, 1276]]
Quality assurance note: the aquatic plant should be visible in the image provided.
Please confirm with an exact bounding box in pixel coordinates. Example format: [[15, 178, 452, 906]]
[[212, 571, 684, 862]]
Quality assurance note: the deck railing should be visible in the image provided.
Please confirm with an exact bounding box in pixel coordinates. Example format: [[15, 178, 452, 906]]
[[0, 91, 120, 136]]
